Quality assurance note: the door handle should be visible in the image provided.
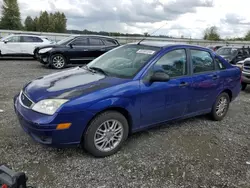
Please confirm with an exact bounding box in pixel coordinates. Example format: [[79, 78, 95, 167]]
[[83, 49, 88, 51], [212, 75, 219, 80], [179, 82, 189, 87]]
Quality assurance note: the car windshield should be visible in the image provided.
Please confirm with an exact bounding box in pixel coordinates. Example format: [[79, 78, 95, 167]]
[[86, 44, 160, 78], [216, 48, 238, 56], [57, 36, 75, 45]]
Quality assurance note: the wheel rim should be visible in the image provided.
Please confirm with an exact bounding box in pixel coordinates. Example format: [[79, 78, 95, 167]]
[[216, 96, 228, 117], [94, 119, 123, 152], [52, 55, 65, 68]]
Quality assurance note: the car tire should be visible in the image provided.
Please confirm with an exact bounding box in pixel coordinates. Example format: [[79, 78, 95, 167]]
[[210, 92, 230, 121], [50, 54, 66, 69], [83, 111, 129, 157], [241, 82, 247, 91]]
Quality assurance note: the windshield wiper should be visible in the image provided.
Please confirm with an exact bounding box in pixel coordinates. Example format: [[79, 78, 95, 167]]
[[88, 67, 109, 76]]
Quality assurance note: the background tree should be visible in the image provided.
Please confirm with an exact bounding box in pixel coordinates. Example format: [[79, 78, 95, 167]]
[[0, 0, 22, 30], [24, 16, 34, 31], [33, 17, 40, 31], [38, 11, 50, 32], [53, 12, 67, 33], [203, 26, 220, 41], [245, 31, 250, 41]]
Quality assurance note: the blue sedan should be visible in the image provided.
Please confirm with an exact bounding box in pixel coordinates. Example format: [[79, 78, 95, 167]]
[[14, 42, 241, 157]]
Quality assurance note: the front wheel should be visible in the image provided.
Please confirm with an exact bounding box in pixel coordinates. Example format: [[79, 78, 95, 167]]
[[241, 82, 247, 91], [50, 54, 66, 69], [83, 111, 129, 157], [210, 92, 230, 121]]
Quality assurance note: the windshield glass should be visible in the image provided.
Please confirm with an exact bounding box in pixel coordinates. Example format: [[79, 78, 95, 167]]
[[57, 36, 75, 45], [216, 48, 238, 56], [87, 44, 160, 78]]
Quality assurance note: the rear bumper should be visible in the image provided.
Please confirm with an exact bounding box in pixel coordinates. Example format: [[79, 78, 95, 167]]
[[13, 94, 94, 147]]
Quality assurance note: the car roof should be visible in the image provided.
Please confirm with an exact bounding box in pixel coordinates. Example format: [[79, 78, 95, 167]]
[[130, 41, 212, 51], [71, 34, 118, 40], [8, 34, 44, 38]]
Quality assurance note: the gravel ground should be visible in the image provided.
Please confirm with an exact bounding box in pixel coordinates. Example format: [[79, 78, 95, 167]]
[[0, 60, 250, 188]]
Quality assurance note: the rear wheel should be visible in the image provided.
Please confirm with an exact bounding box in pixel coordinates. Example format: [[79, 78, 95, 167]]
[[211, 92, 230, 121], [241, 82, 247, 91], [83, 111, 129, 157], [50, 54, 66, 69]]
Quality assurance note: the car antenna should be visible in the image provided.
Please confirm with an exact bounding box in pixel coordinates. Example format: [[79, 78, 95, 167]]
[[137, 22, 168, 45]]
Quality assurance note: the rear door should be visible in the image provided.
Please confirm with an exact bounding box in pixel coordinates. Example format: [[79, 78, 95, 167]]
[[187, 48, 222, 113], [20, 36, 44, 55], [0, 35, 21, 55], [88, 37, 107, 59], [66, 37, 90, 62]]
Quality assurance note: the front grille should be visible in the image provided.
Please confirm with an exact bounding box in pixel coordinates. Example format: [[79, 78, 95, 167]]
[[19, 91, 33, 108]]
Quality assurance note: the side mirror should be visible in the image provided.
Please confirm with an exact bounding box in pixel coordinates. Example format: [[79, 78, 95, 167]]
[[3, 40, 8, 44], [150, 71, 170, 82], [69, 43, 73, 48]]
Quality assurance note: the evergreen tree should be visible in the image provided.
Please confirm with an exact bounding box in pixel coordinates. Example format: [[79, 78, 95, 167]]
[[0, 0, 23, 30], [24, 16, 34, 31]]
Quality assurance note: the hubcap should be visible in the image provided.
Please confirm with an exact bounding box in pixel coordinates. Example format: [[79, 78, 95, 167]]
[[216, 96, 228, 117], [94, 120, 123, 152], [52, 55, 65, 68]]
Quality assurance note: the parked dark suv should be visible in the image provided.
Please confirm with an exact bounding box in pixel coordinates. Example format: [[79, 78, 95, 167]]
[[216, 46, 249, 64], [34, 35, 120, 69]]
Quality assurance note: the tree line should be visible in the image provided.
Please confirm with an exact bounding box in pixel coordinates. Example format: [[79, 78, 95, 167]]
[[203, 26, 250, 41], [2, 0, 250, 40], [0, 0, 66, 33]]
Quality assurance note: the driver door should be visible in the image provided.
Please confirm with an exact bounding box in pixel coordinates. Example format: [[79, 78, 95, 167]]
[[139, 48, 193, 127], [1, 35, 21, 55]]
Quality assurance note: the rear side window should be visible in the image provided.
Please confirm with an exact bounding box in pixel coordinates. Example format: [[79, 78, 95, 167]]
[[21, 36, 43, 43], [71, 37, 88, 46], [104, 39, 117, 46], [191, 49, 214, 73], [89, 38, 104, 46], [154, 49, 187, 77]]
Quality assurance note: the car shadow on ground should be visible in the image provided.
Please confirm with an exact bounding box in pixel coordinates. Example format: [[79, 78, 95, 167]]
[[0, 57, 35, 61], [41, 114, 209, 157]]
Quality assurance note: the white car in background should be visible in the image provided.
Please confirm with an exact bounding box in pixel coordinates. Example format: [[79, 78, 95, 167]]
[[0, 34, 52, 57]]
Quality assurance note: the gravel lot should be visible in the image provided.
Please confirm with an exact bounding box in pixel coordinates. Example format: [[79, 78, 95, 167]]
[[0, 60, 250, 188]]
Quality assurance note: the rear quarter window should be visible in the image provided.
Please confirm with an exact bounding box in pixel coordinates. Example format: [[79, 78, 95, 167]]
[[215, 56, 226, 70]]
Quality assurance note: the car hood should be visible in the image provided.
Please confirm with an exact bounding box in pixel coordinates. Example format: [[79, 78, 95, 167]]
[[24, 67, 129, 102], [35, 44, 61, 50]]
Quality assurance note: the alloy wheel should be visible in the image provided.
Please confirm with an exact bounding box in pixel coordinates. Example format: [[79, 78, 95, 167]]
[[216, 96, 228, 117], [94, 119, 123, 152], [52, 55, 65, 69]]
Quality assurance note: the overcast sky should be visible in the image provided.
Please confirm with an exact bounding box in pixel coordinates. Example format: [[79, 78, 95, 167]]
[[3, 0, 250, 39]]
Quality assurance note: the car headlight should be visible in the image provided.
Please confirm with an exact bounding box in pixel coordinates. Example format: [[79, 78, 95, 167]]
[[39, 48, 52, 54], [32, 99, 68, 115]]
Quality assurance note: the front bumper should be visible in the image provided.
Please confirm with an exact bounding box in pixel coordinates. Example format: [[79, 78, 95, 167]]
[[36, 53, 49, 65], [13, 94, 94, 147], [242, 71, 250, 84]]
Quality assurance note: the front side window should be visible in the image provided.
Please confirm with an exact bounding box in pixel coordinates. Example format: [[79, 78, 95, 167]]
[[87, 44, 160, 78], [5, 36, 20, 42], [191, 49, 214, 73], [153, 49, 187, 77]]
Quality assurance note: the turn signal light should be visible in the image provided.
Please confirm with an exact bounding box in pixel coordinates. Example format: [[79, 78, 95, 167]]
[[56, 123, 72, 130]]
